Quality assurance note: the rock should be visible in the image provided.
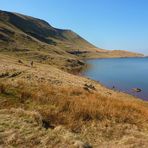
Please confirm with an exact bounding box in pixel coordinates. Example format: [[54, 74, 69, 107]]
[[73, 140, 92, 148], [77, 60, 85, 65], [84, 84, 96, 91], [132, 88, 142, 92], [42, 119, 54, 129], [83, 86, 90, 92], [18, 59, 23, 64], [112, 86, 115, 89]]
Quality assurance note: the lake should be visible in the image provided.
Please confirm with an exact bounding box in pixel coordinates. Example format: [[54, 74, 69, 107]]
[[83, 58, 148, 101]]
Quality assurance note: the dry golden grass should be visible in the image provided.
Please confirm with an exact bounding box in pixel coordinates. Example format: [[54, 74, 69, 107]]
[[0, 81, 147, 132], [0, 108, 88, 148], [0, 80, 148, 147]]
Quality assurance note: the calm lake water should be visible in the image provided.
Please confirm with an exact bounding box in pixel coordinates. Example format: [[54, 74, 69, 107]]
[[83, 58, 148, 101]]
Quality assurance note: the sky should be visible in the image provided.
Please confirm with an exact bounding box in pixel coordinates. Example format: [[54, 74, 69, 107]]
[[0, 0, 148, 55]]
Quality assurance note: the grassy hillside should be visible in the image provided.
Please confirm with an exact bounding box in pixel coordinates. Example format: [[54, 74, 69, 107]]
[[0, 53, 148, 147], [0, 10, 143, 71]]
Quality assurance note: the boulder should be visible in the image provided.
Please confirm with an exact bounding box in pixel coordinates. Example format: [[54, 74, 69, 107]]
[[132, 88, 142, 92]]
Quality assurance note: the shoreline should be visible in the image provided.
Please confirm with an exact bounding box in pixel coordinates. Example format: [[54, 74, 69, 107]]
[[80, 57, 147, 101]]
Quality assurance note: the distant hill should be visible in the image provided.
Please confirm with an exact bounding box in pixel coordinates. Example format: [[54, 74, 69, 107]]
[[0, 10, 143, 70], [0, 10, 102, 51]]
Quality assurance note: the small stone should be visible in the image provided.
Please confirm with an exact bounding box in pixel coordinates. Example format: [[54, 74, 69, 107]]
[[132, 88, 142, 92], [73, 140, 92, 148]]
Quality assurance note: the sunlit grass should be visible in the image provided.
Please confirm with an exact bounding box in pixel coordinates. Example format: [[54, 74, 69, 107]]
[[0, 80, 147, 132]]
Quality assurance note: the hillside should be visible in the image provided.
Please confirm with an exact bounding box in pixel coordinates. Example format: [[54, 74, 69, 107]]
[[0, 54, 148, 147], [0, 10, 143, 71]]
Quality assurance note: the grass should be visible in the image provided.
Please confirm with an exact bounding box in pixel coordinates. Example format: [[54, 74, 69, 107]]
[[0, 108, 84, 147], [0, 80, 148, 133], [0, 79, 148, 147]]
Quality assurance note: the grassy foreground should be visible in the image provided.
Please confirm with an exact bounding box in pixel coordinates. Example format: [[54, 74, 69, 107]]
[[0, 79, 148, 147], [0, 53, 148, 147]]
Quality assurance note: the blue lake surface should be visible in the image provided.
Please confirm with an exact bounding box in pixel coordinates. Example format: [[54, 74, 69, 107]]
[[83, 58, 148, 101]]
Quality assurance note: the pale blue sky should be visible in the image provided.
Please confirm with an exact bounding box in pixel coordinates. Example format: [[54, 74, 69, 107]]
[[0, 0, 148, 54]]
